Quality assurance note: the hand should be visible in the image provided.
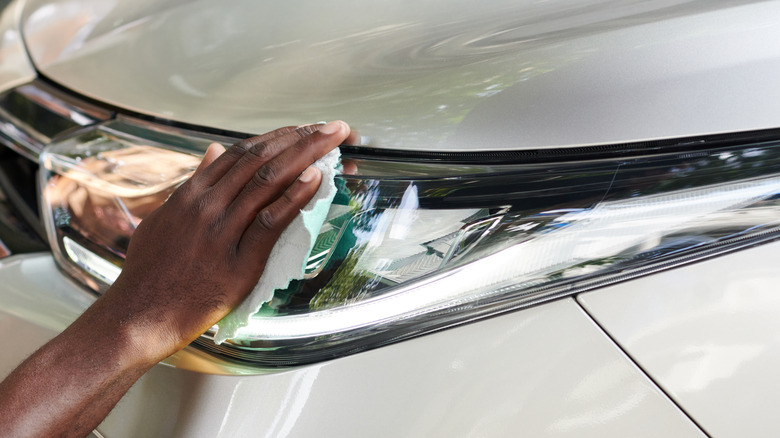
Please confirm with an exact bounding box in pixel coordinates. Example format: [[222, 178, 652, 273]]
[[0, 121, 352, 438], [103, 120, 352, 362]]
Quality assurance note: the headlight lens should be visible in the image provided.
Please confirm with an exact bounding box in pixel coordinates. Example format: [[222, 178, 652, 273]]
[[40, 117, 780, 366], [40, 118, 223, 291]]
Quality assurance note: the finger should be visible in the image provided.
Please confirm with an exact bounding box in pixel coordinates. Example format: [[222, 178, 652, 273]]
[[226, 120, 348, 228], [211, 124, 322, 200], [193, 143, 227, 176], [192, 125, 302, 186], [344, 129, 361, 146], [341, 160, 358, 176], [237, 166, 323, 265]]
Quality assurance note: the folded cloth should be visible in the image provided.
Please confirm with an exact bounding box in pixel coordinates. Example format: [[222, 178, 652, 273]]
[[214, 148, 341, 343]]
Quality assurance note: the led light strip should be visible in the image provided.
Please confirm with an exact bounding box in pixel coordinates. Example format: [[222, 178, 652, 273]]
[[63, 237, 121, 284], [232, 176, 780, 340]]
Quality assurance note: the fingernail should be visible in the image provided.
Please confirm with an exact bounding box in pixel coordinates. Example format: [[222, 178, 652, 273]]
[[299, 166, 320, 183], [318, 120, 345, 135]]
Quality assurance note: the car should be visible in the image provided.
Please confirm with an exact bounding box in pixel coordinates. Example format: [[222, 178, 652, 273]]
[[1, 0, 780, 436]]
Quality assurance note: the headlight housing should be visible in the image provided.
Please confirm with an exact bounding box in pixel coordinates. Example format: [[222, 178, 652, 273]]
[[39, 118, 217, 291], [5, 80, 778, 366], [34, 102, 780, 365]]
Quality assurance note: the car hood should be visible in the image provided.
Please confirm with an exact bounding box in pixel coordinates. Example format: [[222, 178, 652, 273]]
[[19, 0, 780, 151]]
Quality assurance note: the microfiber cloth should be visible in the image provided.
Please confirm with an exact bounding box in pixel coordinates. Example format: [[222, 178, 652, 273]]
[[214, 148, 341, 343]]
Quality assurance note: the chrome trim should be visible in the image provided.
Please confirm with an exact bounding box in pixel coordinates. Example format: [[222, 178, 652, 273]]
[[18, 81, 112, 123], [0, 81, 112, 160], [111, 114, 240, 153]]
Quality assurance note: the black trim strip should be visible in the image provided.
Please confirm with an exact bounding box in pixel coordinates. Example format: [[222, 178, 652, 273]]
[[339, 130, 780, 164], [37, 75, 255, 142], [38, 74, 780, 165]]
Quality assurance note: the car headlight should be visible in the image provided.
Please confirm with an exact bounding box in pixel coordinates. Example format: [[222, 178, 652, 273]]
[[39, 118, 210, 290], [33, 99, 780, 366], [6, 80, 776, 367]]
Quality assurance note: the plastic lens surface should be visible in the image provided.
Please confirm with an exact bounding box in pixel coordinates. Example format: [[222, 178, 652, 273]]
[[211, 144, 780, 364], [39, 123, 780, 365], [40, 122, 206, 291]]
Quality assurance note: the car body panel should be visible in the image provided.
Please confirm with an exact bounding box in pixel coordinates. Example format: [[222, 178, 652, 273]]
[[578, 239, 780, 438], [0, 254, 704, 437], [2, 0, 780, 435], [19, 0, 780, 151], [0, 0, 35, 93]]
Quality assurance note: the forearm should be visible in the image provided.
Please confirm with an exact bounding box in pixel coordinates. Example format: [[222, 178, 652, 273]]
[[0, 290, 163, 437], [0, 121, 351, 436]]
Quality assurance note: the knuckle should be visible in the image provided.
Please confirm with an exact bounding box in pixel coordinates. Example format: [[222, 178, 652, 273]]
[[293, 130, 324, 155], [166, 186, 186, 204], [186, 194, 210, 218], [263, 126, 296, 139], [167, 182, 197, 206], [295, 124, 319, 137], [225, 143, 248, 160], [205, 211, 228, 238], [233, 137, 256, 151], [182, 190, 220, 224], [254, 208, 277, 233], [251, 164, 277, 188], [282, 184, 304, 205], [225, 242, 240, 259], [245, 141, 272, 161]]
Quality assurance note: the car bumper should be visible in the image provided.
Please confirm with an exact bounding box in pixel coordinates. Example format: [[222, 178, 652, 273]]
[[580, 238, 780, 438], [0, 253, 703, 437]]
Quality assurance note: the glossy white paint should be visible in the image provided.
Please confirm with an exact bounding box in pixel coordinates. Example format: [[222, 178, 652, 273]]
[[0, 0, 35, 93], [18, 0, 780, 151], [578, 240, 780, 438], [0, 254, 704, 437], [0, 254, 92, 377], [0, 254, 297, 377]]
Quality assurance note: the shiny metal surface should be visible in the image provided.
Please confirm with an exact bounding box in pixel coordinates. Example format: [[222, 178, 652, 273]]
[[0, 0, 34, 93], [20, 0, 780, 151], [0, 80, 112, 159], [578, 239, 780, 438], [0, 253, 705, 437]]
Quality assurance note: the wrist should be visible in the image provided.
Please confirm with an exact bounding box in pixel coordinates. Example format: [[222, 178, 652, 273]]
[[79, 283, 183, 369], [96, 272, 221, 365]]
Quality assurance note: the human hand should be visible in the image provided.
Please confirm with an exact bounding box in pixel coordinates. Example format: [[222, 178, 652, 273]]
[[101, 120, 352, 363], [0, 121, 353, 438]]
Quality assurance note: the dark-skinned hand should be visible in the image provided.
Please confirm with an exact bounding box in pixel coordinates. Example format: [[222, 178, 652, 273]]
[[0, 121, 352, 438]]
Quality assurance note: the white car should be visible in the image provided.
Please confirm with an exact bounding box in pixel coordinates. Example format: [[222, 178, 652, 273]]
[[1, 0, 779, 436]]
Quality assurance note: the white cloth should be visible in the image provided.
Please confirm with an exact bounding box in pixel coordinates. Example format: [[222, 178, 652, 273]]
[[214, 148, 340, 343]]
